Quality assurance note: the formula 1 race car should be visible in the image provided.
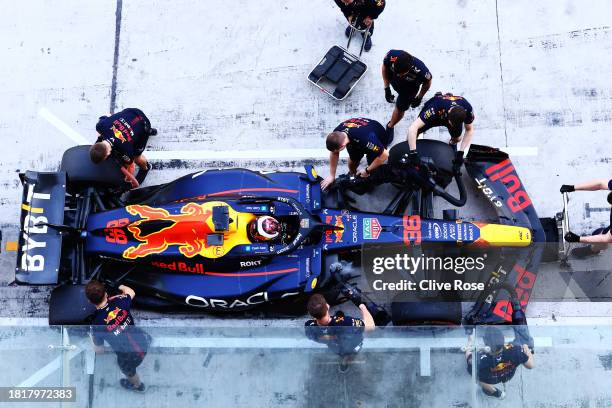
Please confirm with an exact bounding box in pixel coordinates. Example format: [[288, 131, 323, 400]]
[[14, 141, 558, 325]]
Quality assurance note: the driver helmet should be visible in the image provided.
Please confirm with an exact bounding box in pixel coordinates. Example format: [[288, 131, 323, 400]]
[[250, 215, 281, 241]]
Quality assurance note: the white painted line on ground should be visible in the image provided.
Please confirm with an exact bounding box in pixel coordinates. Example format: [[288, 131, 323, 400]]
[[0, 317, 49, 326], [17, 340, 87, 388], [420, 346, 431, 376], [37, 109, 538, 160], [146, 149, 325, 161], [504, 146, 539, 156], [38, 107, 90, 145], [147, 146, 538, 161], [4, 311, 612, 328], [149, 336, 553, 350]]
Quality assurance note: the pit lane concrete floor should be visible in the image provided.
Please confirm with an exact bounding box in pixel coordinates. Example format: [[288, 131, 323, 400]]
[[0, 1, 612, 406], [1, 0, 611, 303], [1, 325, 612, 408]]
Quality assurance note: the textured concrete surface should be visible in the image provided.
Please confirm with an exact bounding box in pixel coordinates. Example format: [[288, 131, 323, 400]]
[[1, 325, 612, 407], [1, 0, 612, 406]]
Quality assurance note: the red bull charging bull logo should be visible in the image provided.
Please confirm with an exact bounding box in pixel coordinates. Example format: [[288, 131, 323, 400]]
[[112, 126, 127, 143], [325, 215, 344, 243], [104, 306, 121, 324], [122, 203, 213, 260]]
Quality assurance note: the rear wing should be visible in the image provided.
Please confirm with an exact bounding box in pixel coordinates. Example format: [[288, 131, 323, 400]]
[[15, 171, 66, 284]]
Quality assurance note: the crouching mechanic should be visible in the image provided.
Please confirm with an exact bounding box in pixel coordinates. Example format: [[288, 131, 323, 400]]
[[466, 326, 534, 399], [406, 92, 474, 174], [86, 280, 151, 393], [89, 108, 157, 189], [562, 179, 612, 258], [382, 50, 432, 139], [334, 0, 386, 52], [305, 294, 375, 372], [321, 118, 390, 191]]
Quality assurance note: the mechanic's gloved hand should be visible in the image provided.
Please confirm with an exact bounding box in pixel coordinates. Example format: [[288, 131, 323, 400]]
[[329, 262, 344, 276], [340, 285, 363, 307], [452, 151, 464, 175], [410, 96, 423, 108], [384, 87, 395, 103], [366, 301, 391, 326], [564, 231, 581, 243], [510, 298, 527, 326], [560, 184, 575, 193], [407, 150, 421, 167], [102, 279, 119, 293], [135, 162, 152, 185]]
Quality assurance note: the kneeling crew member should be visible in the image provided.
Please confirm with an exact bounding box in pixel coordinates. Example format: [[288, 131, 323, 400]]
[[89, 108, 157, 189], [321, 118, 390, 191]]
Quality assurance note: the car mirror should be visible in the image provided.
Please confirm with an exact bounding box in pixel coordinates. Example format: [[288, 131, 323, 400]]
[[206, 233, 224, 246], [213, 205, 230, 231]]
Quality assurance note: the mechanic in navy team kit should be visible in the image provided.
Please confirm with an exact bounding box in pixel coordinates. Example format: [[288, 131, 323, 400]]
[[89, 108, 157, 189], [466, 326, 534, 399], [562, 179, 612, 257], [86, 280, 151, 393], [321, 118, 390, 190], [382, 50, 433, 139], [334, 0, 386, 52], [305, 294, 375, 372], [406, 92, 475, 174]]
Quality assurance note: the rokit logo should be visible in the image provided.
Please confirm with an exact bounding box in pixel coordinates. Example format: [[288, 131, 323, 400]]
[[484, 159, 532, 213]]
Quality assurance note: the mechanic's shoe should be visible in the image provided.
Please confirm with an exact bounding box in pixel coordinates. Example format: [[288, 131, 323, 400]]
[[483, 387, 505, 399], [345, 26, 352, 37], [148, 128, 158, 136], [385, 122, 394, 143], [120, 378, 145, 393], [338, 361, 350, 374], [571, 245, 599, 259], [364, 35, 372, 51]]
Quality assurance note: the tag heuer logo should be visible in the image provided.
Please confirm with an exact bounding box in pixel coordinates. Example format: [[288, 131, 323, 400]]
[[363, 218, 382, 240]]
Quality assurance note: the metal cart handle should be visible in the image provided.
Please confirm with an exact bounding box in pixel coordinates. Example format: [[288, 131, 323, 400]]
[[346, 19, 371, 58]]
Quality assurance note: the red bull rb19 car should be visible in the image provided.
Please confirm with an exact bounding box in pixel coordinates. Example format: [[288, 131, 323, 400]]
[[14, 141, 559, 325]]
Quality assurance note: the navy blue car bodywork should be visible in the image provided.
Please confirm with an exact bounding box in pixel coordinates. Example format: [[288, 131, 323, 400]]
[[15, 144, 554, 324]]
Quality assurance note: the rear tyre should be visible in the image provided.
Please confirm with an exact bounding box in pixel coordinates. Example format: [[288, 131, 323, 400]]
[[391, 300, 462, 326], [49, 284, 97, 325], [60, 145, 125, 192], [389, 140, 455, 175]]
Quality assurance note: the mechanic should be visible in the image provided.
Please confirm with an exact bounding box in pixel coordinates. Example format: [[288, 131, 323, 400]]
[[86, 280, 151, 393], [334, 0, 385, 52], [321, 118, 390, 191], [562, 179, 612, 258], [382, 50, 433, 139], [405, 92, 475, 174], [248, 215, 282, 242], [305, 293, 375, 372], [466, 326, 534, 399], [89, 108, 157, 189]]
